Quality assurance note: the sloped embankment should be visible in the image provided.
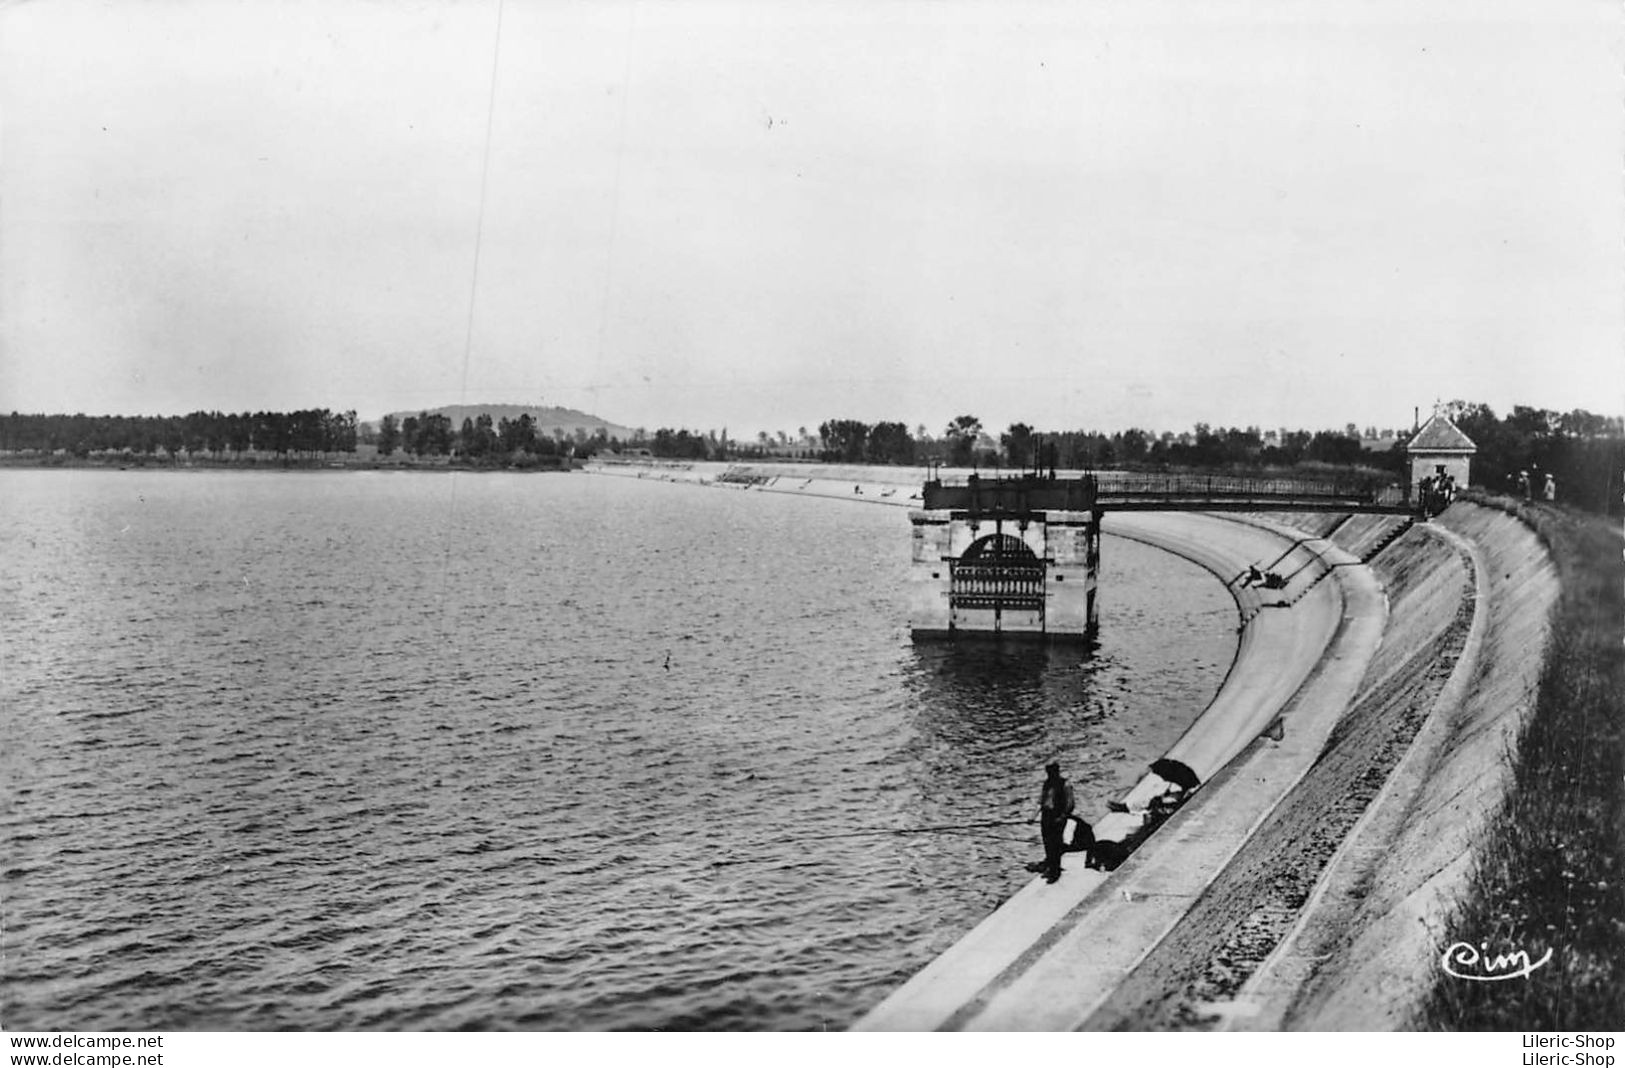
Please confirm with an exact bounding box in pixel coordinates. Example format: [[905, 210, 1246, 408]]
[[600, 464, 1568, 1027], [1082, 503, 1555, 1029], [853, 510, 1380, 1032], [1081, 515, 1475, 1027], [1256, 503, 1560, 1028], [1416, 499, 1625, 1029]]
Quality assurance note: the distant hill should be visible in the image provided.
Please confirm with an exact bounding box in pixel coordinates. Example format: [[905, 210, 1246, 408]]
[[380, 404, 638, 441]]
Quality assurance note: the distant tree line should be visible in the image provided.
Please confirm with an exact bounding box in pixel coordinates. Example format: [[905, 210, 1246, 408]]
[[8, 401, 1619, 512], [647, 427, 715, 460], [796, 414, 1376, 471], [379, 411, 567, 463], [594, 426, 734, 461], [1442, 402, 1623, 515], [815, 419, 918, 464], [798, 403, 1623, 514], [375, 415, 739, 465], [0, 410, 359, 459], [1038, 423, 1370, 470], [0, 408, 718, 467]]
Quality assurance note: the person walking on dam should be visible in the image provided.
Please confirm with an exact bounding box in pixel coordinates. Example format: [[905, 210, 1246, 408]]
[[1038, 762, 1076, 884]]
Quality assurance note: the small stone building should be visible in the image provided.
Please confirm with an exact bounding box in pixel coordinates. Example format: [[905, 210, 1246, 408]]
[[1406, 410, 1477, 490]]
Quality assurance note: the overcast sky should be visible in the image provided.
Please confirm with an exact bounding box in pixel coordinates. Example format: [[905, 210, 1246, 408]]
[[2, 0, 1620, 437]]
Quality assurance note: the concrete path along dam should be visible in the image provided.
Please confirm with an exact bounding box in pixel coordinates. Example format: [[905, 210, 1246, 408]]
[[587, 462, 1556, 1029]]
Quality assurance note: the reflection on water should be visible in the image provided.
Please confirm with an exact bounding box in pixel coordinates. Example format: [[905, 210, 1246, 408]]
[[908, 640, 1099, 738], [901, 635, 1198, 836], [0, 469, 1235, 1030]]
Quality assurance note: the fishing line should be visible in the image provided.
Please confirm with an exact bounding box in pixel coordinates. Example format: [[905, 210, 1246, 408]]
[[430, 0, 506, 689], [705, 826, 1035, 868], [916, 830, 1031, 844], [796, 819, 1035, 842], [460, 0, 505, 405], [586, 1, 638, 412]]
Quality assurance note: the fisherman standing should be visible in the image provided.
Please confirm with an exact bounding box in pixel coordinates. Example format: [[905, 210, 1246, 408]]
[[1038, 762, 1076, 884]]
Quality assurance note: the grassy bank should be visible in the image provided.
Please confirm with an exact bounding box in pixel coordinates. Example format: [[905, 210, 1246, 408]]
[[1420, 494, 1624, 1029]]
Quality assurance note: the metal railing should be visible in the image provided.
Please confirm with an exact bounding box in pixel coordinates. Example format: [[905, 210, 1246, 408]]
[[1093, 473, 1407, 509], [917, 471, 1412, 512]]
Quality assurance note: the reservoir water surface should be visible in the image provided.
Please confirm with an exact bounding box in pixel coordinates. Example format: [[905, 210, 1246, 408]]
[[0, 468, 1235, 1030]]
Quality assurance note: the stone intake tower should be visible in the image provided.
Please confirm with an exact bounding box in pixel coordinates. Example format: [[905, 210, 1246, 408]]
[[908, 473, 1101, 642]]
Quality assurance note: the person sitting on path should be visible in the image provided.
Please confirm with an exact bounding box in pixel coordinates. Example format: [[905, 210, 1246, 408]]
[[1068, 816, 1098, 870]]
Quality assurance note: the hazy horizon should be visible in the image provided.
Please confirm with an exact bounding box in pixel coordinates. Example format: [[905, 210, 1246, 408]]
[[6, 395, 1616, 442], [4, 1, 1621, 439]]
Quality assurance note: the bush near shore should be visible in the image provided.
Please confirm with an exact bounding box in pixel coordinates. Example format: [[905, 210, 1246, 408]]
[[0, 451, 575, 472], [1420, 492, 1624, 1030]]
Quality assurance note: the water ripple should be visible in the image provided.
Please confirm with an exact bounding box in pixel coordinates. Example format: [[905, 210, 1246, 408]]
[[1, 469, 1234, 1030]]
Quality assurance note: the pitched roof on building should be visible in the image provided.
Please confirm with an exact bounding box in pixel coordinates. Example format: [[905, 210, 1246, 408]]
[[1408, 412, 1477, 452]]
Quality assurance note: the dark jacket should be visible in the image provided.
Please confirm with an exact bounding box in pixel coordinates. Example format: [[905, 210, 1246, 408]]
[[1040, 777, 1075, 824]]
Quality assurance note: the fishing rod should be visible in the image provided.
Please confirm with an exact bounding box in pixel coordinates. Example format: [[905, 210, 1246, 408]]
[[791, 810, 1093, 844], [706, 825, 1035, 868], [796, 818, 1036, 842]]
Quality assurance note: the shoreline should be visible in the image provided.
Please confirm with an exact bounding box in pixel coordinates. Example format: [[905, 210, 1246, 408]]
[[0, 457, 578, 473], [854, 510, 1386, 1029], [15, 457, 1572, 1026], [584, 460, 1396, 1026], [590, 460, 1569, 1030]]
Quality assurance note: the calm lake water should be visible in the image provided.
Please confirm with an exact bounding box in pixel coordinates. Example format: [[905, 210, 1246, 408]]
[[0, 468, 1234, 1030]]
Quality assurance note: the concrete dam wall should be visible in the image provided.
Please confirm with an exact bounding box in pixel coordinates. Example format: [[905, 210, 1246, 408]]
[[1085, 513, 1481, 1028], [1231, 503, 1559, 1030], [586, 463, 1558, 1028], [857, 509, 1391, 1030]]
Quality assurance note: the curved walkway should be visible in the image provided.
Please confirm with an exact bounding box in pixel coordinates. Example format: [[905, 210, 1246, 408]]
[[589, 465, 1407, 1027], [593, 465, 1548, 1028], [854, 512, 1388, 1030]]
